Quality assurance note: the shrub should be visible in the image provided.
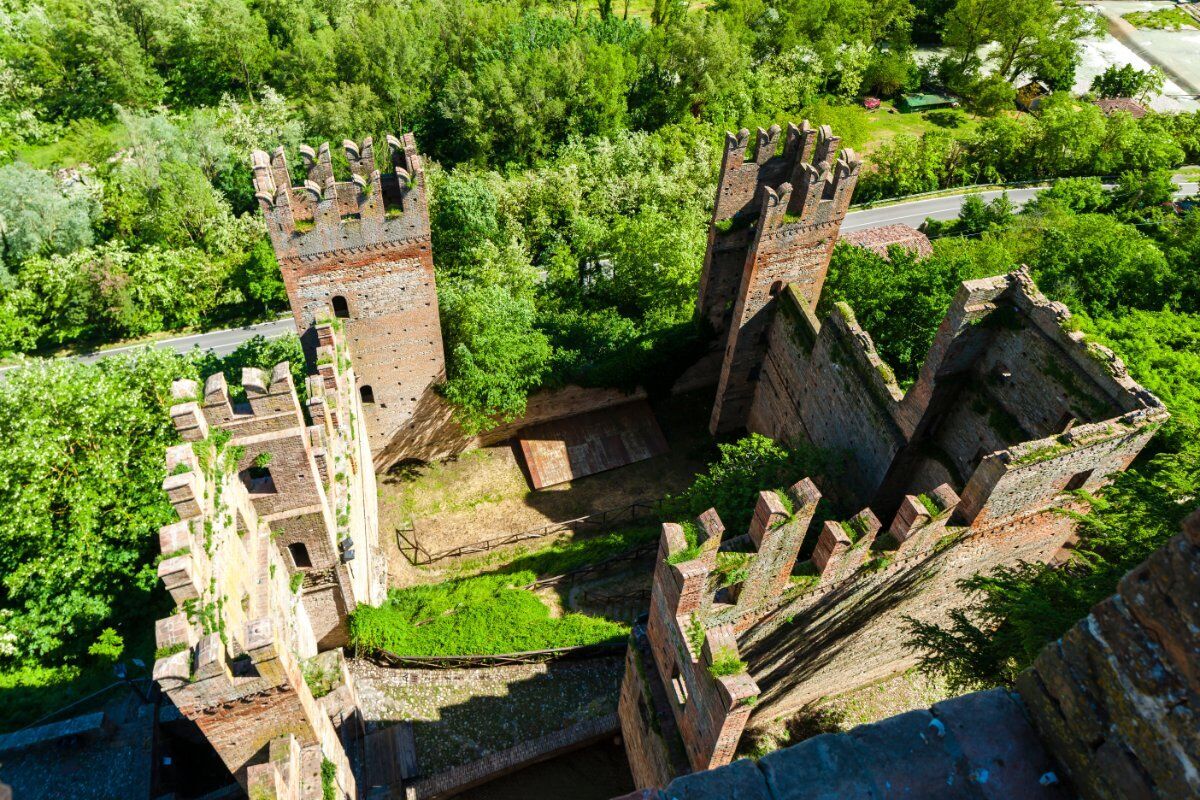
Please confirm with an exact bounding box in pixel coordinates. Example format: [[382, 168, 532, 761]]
[[666, 434, 832, 533], [708, 646, 747, 678]]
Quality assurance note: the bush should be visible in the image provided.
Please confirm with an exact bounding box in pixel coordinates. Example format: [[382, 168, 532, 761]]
[[666, 434, 833, 533], [708, 646, 747, 677]]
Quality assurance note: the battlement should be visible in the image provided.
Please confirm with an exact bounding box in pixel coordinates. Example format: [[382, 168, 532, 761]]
[[714, 123, 861, 227], [750, 269, 1166, 525], [705, 122, 861, 434], [151, 333, 376, 795], [251, 132, 428, 265]]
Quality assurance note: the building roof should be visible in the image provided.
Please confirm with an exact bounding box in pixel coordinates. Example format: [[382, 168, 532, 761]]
[[840, 224, 933, 260], [1093, 97, 1148, 118], [897, 93, 958, 110]]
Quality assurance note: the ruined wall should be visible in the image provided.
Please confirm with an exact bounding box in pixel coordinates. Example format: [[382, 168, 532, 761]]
[[623, 520, 759, 788], [152, 438, 356, 800], [738, 502, 1077, 721], [708, 124, 861, 436], [614, 514, 1200, 800], [749, 271, 1167, 523], [152, 321, 382, 798], [748, 288, 906, 507], [168, 319, 384, 648], [252, 134, 445, 464], [1015, 511, 1200, 799]]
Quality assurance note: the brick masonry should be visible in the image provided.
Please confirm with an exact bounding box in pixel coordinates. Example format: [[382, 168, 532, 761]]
[[613, 512, 1200, 800], [704, 123, 861, 435], [253, 134, 446, 465], [152, 320, 383, 799]]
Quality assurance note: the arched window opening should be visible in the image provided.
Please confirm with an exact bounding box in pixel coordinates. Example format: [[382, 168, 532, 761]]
[[288, 542, 312, 569], [360, 385, 375, 404], [332, 295, 350, 319], [768, 280, 784, 297]]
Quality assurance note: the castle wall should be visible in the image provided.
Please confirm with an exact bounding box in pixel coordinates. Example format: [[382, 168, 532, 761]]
[[738, 505, 1077, 720], [748, 289, 906, 507], [707, 124, 860, 436], [253, 134, 447, 468]]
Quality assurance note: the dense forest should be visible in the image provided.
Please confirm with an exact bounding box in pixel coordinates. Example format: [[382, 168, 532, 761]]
[[0, 0, 1197, 726]]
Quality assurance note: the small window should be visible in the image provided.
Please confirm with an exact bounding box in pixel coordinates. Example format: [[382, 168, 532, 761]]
[[288, 542, 312, 569], [748, 365, 762, 382], [768, 280, 783, 297], [671, 665, 688, 705], [331, 295, 350, 319], [242, 466, 277, 495], [1063, 469, 1093, 492], [360, 385, 375, 404]]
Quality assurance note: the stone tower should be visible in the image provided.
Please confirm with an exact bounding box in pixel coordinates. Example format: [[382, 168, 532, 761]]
[[155, 318, 381, 797], [251, 134, 445, 462], [700, 123, 861, 435]]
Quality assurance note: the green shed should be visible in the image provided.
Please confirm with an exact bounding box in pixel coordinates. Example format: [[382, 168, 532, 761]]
[[897, 93, 959, 112]]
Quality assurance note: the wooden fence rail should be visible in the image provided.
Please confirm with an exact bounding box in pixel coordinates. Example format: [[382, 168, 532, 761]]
[[367, 641, 627, 669], [522, 540, 658, 590], [398, 499, 667, 566]]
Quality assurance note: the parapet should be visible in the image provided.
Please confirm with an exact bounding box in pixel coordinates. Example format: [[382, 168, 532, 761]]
[[251, 132, 428, 264], [713, 122, 861, 231]]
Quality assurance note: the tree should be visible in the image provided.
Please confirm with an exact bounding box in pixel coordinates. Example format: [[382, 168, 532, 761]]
[[438, 281, 552, 434], [165, 0, 274, 104], [1090, 63, 1165, 102], [942, 0, 1096, 87], [0, 164, 96, 273], [0, 350, 187, 664]]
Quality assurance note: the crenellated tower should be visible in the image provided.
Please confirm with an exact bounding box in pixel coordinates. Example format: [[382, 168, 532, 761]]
[[154, 318, 382, 797], [251, 134, 445, 464], [702, 123, 861, 435]]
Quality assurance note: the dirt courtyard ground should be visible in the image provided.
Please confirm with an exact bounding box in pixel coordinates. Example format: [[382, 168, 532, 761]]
[[378, 392, 716, 586]]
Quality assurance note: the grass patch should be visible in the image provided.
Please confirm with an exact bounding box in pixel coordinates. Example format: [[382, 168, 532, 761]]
[[714, 551, 754, 588], [708, 647, 747, 678], [1123, 8, 1196, 30], [349, 572, 627, 656], [302, 657, 339, 700], [791, 561, 820, 590], [666, 520, 704, 565], [917, 493, 941, 517]]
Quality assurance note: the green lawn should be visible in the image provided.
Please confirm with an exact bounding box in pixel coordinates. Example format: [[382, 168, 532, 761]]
[[1123, 8, 1197, 30], [350, 571, 628, 656]]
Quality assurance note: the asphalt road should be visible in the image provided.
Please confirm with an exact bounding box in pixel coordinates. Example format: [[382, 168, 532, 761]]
[[18, 178, 1200, 366]]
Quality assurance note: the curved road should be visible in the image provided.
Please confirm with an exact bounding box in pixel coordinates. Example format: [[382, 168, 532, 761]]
[[19, 177, 1200, 366]]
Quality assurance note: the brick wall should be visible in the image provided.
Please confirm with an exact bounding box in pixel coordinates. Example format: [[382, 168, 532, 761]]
[[707, 124, 861, 436], [748, 290, 906, 507], [252, 134, 447, 467], [152, 321, 380, 796], [610, 512, 1200, 800], [1014, 511, 1200, 799]]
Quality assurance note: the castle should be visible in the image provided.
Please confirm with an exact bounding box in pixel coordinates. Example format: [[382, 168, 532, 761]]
[[135, 125, 1179, 799]]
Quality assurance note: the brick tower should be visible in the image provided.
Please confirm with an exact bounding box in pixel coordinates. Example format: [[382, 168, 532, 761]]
[[701, 123, 861, 435], [251, 134, 445, 462]]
